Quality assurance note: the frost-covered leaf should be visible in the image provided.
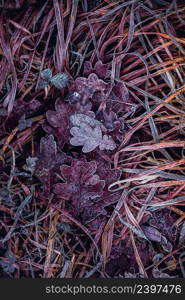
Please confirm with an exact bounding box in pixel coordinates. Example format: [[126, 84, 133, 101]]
[[40, 68, 53, 81], [18, 114, 32, 131], [50, 73, 69, 89], [70, 123, 102, 153], [70, 113, 116, 153], [99, 134, 116, 151], [65, 91, 82, 104], [44, 99, 93, 148], [58, 156, 122, 222], [141, 225, 162, 242], [72, 73, 107, 103], [23, 156, 38, 175], [70, 113, 100, 128], [35, 134, 67, 195], [83, 60, 109, 78], [149, 209, 177, 242], [12, 99, 41, 118], [53, 159, 105, 217]]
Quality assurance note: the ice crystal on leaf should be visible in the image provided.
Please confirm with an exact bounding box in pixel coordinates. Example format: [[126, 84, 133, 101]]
[[40, 68, 52, 81], [38, 68, 68, 90], [44, 99, 93, 148], [70, 113, 116, 153], [67, 73, 107, 104], [83, 60, 109, 79], [53, 156, 122, 222], [35, 134, 67, 195], [53, 160, 105, 217], [50, 73, 69, 89]]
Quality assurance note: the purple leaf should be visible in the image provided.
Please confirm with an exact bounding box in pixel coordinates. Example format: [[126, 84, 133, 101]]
[[83, 60, 109, 78], [35, 134, 67, 195], [53, 159, 105, 217], [23, 156, 38, 175], [70, 113, 116, 152], [99, 134, 116, 151], [18, 114, 32, 131], [141, 225, 162, 242], [70, 123, 102, 153], [44, 99, 93, 148], [74, 73, 108, 103], [12, 99, 41, 118]]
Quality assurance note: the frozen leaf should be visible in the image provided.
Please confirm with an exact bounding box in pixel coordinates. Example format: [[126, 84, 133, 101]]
[[53, 159, 105, 217], [98, 109, 125, 142], [112, 81, 129, 103], [40, 68, 53, 81], [23, 156, 38, 175], [45, 99, 93, 148], [65, 91, 82, 104], [83, 60, 109, 78], [141, 225, 162, 242], [38, 70, 68, 90], [99, 134, 116, 151], [50, 73, 69, 89], [18, 114, 32, 131], [70, 113, 116, 153], [73, 73, 107, 103], [94, 157, 121, 186], [102, 110, 120, 131], [93, 80, 137, 118], [77, 157, 121, 221], [70, 113, 100, 128], [35, 134, 67, 195], [45, 104, 73, 147], [38, 134, 64, 167], [12, 99, 41, 118], [70, 123, 102, 153], [101, 110, 124, 132]]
